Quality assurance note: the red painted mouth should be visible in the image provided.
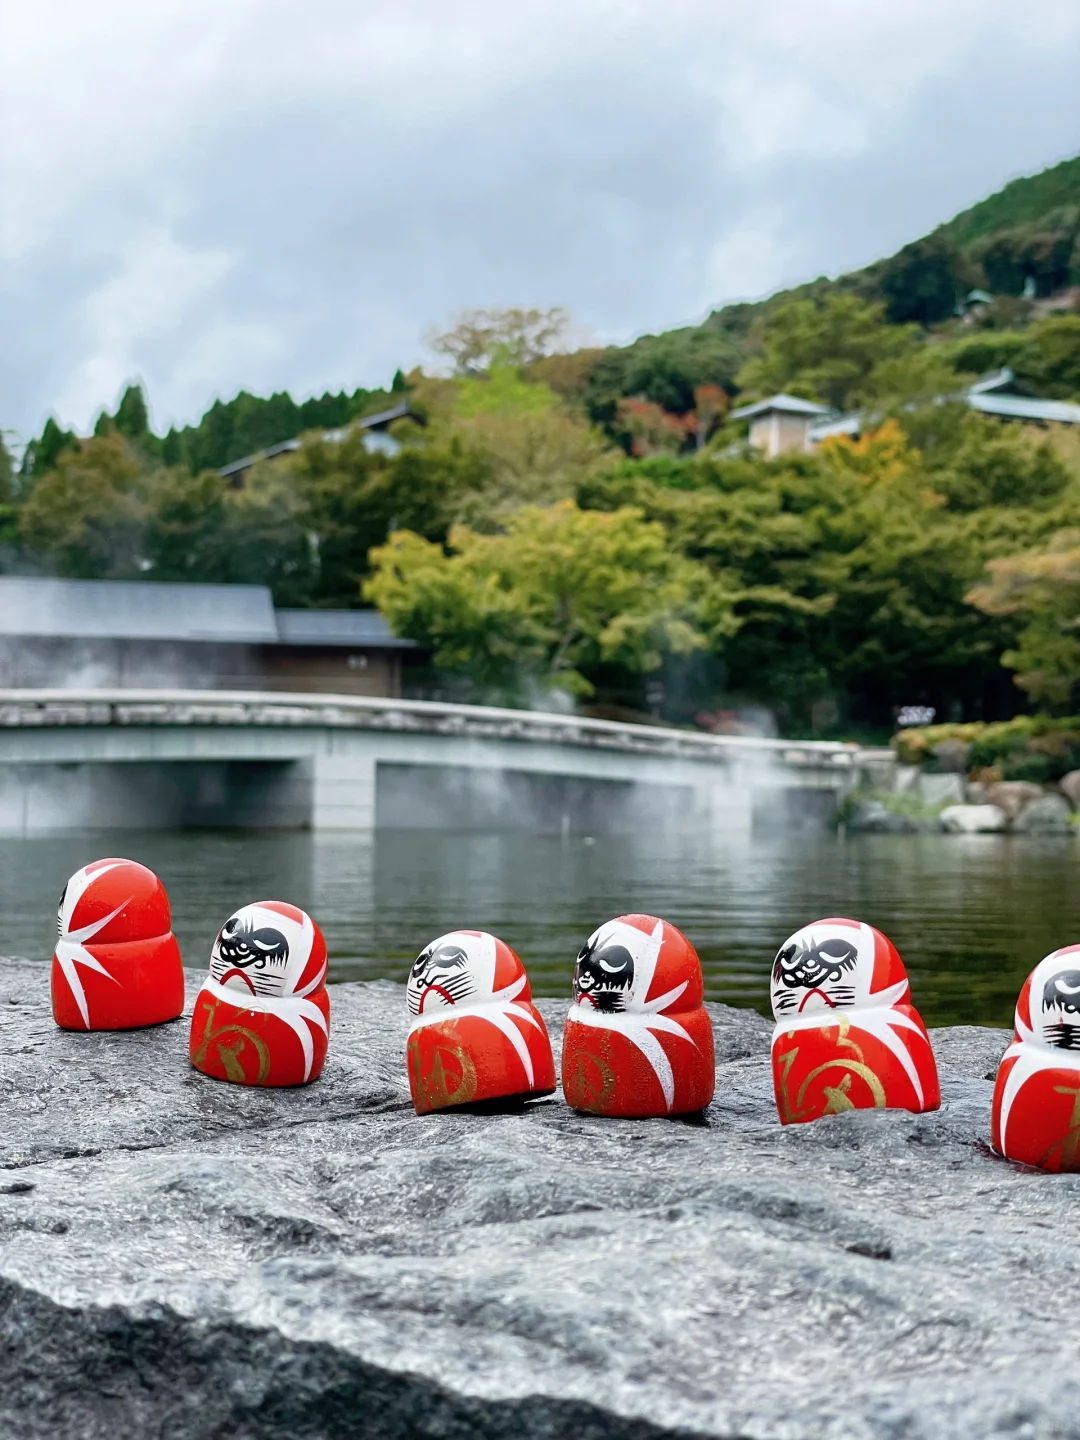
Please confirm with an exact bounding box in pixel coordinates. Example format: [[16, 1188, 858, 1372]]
[[220, 967, 257, 994], [799, 988, 837, 1013], [418, 983, 456, 1012]]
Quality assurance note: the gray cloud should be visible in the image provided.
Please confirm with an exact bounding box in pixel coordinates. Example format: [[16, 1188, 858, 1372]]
[[3, 0, 1079, 444]]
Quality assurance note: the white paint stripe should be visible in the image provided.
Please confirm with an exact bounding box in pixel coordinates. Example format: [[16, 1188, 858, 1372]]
[[55, 939, 120, 1029], [566, 1006, 696, 1112], [199, 978, 328, 1083]]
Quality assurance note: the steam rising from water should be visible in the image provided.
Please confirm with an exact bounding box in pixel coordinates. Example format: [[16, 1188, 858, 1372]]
[[0, 637, 246, 691]]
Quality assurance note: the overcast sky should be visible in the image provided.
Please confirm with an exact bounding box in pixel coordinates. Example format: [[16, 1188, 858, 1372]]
[[3, 0, 1080, 444]]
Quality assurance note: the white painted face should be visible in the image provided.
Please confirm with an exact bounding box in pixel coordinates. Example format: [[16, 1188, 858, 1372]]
[[573, 918, 663, 1014], [1027, 948, 1080, 1052], [407, 931, 496, 1016], [770, 920, 875, 1019], [209, 903, 314, 1000]]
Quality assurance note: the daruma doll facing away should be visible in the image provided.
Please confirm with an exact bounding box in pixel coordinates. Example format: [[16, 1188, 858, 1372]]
[[52, 858, 184, 1031]]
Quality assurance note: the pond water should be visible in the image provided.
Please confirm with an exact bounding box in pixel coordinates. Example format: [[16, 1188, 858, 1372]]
[[2, 828, 1078, 1028]]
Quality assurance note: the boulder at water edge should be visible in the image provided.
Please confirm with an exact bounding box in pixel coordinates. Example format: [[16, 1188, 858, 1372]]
[[984, 780, 1043, 822], [940, 804, 1008, 834], [2, 961, 1077, 1438], [1010, 794, 1072, 833]]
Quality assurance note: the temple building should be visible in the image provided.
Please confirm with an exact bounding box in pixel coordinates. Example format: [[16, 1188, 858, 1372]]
[[733, 369, 1080, 458], [728, 395, 832, 458], [0, 577, 417, 696]]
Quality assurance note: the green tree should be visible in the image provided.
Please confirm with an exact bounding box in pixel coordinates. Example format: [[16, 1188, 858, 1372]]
[[365, 500, 725, 698], [19, 434, 151, 577], [878, 234, 973, 325], [0, 434, 14, 504], [19, 417, 78, 485], [922, 412, 1070, 511], [972, 216, 1079, 297], [1013, 316, 1080, 399], [579, 419, 1056, 730], [448, 407, 613, 529], [967, 530, 1080, 706], [278, 427, 492, 605], [452, 363, 557, 419], [141, 467, 231, 581], [0, 435, 19, 559], [114, 383, 151, 440], [584, 328, 740, 441], [165, 385, 393, 473], [428, 307, 573, 376], [736, 295, 915, 412]]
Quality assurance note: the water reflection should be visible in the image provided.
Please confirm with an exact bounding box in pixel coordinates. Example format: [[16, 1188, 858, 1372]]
[[1, 828, 1077, 1028]]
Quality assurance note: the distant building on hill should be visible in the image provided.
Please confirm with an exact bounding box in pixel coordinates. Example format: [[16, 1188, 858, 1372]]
[[728, 395, 832, 458], [219, 399, 412, 486], [734, 370, 1080, 457], [0, 578, 417, 696]]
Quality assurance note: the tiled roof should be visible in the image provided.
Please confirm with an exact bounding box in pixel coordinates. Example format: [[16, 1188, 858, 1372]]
[[731, 394, 832, 420], [275, 610, 415, 649], [0, 578, 415, 648], [0, 577, 278, 643], [968, 393, 1080, 425], [219, 399, 411, 478]]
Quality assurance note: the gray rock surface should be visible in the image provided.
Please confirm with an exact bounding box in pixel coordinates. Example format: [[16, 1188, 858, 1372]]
[[846, 800, 925, 834], [1010, 793, 1072, 833], [1058, 768, 1080, 809], [1, 961, 1075, 1440], [939, 803, 1007, 833], [915, 772, 965, 807], [984, 780, 1043, 822], [928, 738, 970, 773]]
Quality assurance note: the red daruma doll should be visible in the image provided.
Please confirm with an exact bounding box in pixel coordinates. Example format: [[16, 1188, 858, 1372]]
[[992, 946, 1080, 1172], [189, 902, 330, 1087], [561, 915, 715, 1118], [406, 930, 555, 1114], [770, 918, 939, 1125], [52, 858, 184, 1031]]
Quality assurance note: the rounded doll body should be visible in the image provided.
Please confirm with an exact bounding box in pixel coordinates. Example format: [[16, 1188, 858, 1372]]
[[993, 946, 1080, 1171], [189, 902, 330, 1086], [52, 858, 184, 1031], [406, 930, 555, 1113], [770, 917, 939, 1125], [561, 914, 715, 1118]]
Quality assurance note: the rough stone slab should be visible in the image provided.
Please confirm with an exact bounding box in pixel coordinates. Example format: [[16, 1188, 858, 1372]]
[[3, 960, 1075, 1440], [940, 804, 1007, 834]]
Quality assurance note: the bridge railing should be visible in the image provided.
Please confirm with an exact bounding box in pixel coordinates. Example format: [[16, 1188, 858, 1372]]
[[0, 688, 893, 774]]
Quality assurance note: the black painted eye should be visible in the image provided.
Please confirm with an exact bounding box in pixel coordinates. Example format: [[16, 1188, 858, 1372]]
[[1043, 969, 1080, 1011], [819, 940, 857, 959]]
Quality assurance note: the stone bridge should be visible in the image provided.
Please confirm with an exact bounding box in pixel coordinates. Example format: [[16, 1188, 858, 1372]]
[[0, 690, 894, 834]]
